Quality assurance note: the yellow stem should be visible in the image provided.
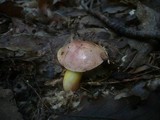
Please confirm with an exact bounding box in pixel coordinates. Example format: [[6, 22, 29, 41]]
[[63, 70, 82, 91]]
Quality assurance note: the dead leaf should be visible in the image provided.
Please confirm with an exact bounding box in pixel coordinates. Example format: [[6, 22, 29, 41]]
[[0, 1, 23, 18]]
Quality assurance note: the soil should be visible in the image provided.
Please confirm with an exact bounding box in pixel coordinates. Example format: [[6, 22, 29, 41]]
[[0, 0, 160, 120]]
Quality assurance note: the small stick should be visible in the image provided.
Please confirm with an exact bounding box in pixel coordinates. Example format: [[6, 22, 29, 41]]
[[80, 0, 160, 40]]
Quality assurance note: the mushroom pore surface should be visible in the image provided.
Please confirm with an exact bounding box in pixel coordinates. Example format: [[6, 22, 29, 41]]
[[57, 40, 108, 72]]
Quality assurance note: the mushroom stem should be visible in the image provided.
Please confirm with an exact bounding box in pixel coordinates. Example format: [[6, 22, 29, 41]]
[[63, 70, 82, 91]]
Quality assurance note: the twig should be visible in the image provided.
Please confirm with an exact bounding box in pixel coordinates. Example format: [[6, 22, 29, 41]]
[[25, 80, 50, 110], [85, 75, 154, 86], [80, 0, 160, 40]]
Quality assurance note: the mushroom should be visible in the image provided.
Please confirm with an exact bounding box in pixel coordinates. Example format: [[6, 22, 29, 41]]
[[57, 40, 108, 91]]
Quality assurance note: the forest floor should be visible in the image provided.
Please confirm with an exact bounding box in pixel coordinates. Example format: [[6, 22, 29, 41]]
[[1, 0, 160, 120]]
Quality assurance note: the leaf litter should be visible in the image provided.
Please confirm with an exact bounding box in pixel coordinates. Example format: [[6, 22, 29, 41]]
[[0, 0, 160, 120]]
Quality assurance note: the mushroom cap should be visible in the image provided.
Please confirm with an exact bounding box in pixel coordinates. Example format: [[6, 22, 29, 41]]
[[57, 40, 108, 72]]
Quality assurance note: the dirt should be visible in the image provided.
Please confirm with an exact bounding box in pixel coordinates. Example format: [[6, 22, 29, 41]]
[[0, 0, 160, 120], [0, 88, 23, 120]]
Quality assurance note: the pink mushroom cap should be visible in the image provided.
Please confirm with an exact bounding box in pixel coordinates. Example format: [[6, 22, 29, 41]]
[[57, 40, 108, 72]]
